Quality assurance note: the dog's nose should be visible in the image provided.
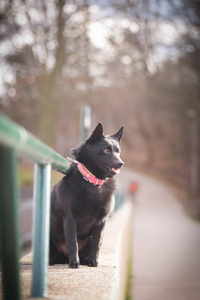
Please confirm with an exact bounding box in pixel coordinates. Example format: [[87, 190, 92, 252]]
[[118, 161, 124, 168]]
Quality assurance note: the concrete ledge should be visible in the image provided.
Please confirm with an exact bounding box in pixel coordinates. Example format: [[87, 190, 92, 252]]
[[21, 200, 132, 300]]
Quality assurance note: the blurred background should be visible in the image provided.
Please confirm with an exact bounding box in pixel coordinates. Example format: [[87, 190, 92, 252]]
[[0, 0, 199, 205]]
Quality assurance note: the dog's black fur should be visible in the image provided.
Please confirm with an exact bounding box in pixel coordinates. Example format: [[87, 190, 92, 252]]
[[49, 123, 124, 268]]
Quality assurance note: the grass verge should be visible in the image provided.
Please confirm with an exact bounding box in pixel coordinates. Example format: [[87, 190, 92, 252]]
[[125, 227, 133, 300], [19, 166, 64, 188]]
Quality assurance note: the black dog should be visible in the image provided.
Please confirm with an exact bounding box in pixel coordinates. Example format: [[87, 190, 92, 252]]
[[49, 123, 124, 268]]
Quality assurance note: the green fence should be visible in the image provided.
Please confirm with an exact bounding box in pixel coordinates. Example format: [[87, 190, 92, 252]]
[[114, 192, 125, 212], [0, 114, 73, 299]]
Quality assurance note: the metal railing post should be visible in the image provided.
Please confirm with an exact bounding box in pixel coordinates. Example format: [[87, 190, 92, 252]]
[[0, 145, 21, 300], [31, 163, 51, 297], [80, 105, 91, 142]]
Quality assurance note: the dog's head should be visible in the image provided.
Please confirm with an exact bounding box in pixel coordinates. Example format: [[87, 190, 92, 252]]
[[72, 123, 124, 179]]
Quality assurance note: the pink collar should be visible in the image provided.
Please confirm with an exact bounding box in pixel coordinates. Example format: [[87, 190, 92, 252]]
[[77, 162, 104, 186]]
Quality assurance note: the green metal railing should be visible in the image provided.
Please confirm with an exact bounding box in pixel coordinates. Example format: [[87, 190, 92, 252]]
[[0, 114, 73, 299], [0, 106, 91, 299], [0, 146, 21, 300], [114, 192, 125, 212]]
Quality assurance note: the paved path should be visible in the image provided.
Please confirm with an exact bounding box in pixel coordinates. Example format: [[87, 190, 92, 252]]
[[120, 170, 200, 300]]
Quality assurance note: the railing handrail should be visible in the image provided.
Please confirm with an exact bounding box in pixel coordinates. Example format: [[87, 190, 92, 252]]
[[0, 114, 70, 174], [0, 113, 76, 300]]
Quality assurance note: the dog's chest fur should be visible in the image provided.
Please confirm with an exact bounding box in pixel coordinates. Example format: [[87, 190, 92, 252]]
[[51, 165, 115, 239], [72, 182, 115, 238]]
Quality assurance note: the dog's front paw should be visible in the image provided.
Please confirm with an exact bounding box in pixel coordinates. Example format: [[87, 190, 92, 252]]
[[88, 260, 98, 267], [69, 260, 80, 269], [80, 257, 88, 265]]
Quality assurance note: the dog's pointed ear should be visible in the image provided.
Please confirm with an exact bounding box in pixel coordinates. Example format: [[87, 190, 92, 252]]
[[87, 123, 104, 143], [111, 126, 124, 142]]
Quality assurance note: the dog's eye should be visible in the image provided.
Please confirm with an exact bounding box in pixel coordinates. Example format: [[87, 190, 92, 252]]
[[116, 148, 120, 153], [104, 148, 111, 153]]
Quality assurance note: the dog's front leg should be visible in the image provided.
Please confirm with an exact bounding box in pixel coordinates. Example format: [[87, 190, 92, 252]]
[[88, 222, 105, 267], [63, 217, 79, 268]]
